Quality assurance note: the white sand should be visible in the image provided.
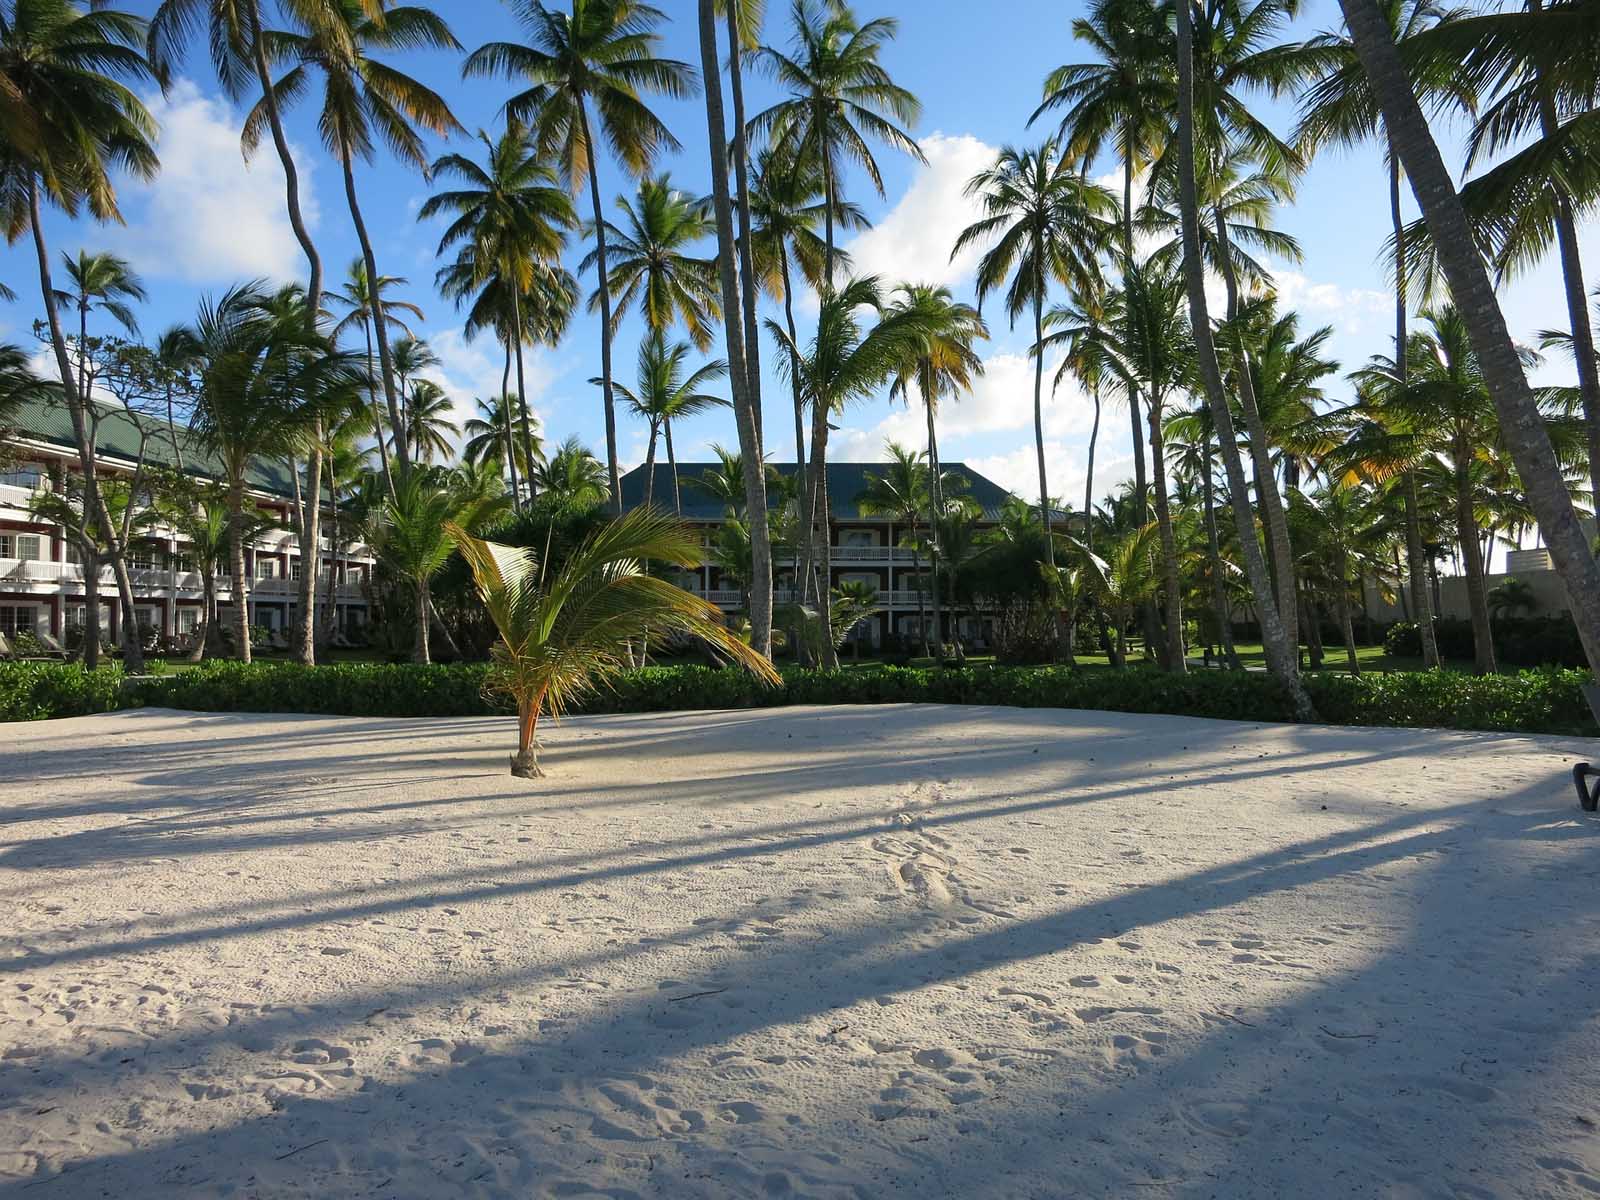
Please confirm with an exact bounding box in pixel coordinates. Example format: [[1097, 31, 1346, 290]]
[[2, 704, 1599, 1198]]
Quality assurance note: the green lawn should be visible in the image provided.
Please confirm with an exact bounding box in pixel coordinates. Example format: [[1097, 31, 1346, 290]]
[[829, 641, 1479, 675]]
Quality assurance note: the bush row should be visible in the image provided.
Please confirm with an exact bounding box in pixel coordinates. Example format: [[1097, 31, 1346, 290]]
[[1384, 617, 1586, 668], [2, 659, 1595, 737]]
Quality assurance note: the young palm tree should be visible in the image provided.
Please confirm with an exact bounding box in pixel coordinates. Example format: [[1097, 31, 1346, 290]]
[[466, 0, 695, 513], [581, 173, 721, 349], [1291, 484, 1387, 675], [886, 284, 987, 648], [2, 1, 158, 672], [954, 139, 1114, 559], [748, 0, 924, 291], [1075, 521, 1161, 669], [372, 469, 507, 665], [602, 334, 729, 511], [464, 393, 542, 488], [766, 276, 937, 668], [155, 479, 273, 662], [688, 444, 752, 517], [1164, 402, 1243, 668], [1337, 0, 1600, 677], [532, 435, 610, 513], [256, 0, 463, 475], [449, 510, 779, 778]]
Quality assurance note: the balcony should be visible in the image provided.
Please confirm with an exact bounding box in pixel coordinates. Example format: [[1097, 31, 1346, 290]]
[[0, 558, 363, 600]]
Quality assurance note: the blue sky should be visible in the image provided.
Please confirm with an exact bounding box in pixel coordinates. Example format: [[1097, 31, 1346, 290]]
[[3, 0, 1592, 511]]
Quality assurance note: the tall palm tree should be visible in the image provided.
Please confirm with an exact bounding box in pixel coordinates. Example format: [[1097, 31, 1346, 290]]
[[856, 443, 933, 656], [698, 0, 774, 655], [450, 510, 778, 777], [954, 139, 1114, 559], [603, 334, 728, 511], [688, 444, 752, 517], [466, 0, 695, 513], [719, 0, 766, 423], [464, 392, 542, 485], [1040, 278, 1124, 553], [581, 173, 721, 349], [748, 148, 867, 471], [423, 120, 575, 511], [1, 1, 159, 673], [257, 0, 462, 476], [1334, 0, 1600, 677], [328, 258, 424, 500], [400, 380, 458, 463], [766, 275, 935, 668], [1295, 0, 1463, 670], [1171, 0, 1314, 715], [1033, 0, 1174, 521], [886, 284, 987, 648], [748, 0, 924, 292]]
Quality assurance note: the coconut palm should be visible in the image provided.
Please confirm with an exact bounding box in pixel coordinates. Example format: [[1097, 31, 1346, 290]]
[[449, 509, 779, 777], [856, 443, 934, 655], [748, 0, 924, 291], [532, 435, 609, 513], [748, 148, 868, 469], [602, 335, 729, 511], [1165, 402, 1243, 669], [886, 284, 987, 648], [954, 139, 1115, 559], [1291, 485, 1386, 674], [466, 0, 695, 513], [1075, 521, 1160, 669], [154, 479, 273, 662], [766, 275, 938, 668], [688, 444, 751, 517], [582, 173, 721, 349], [185, 283, 361, 663], [255, 0, 463, 475], [400, 380, 459, 463], [328, 258, 424, 499], [464, 393, 542, 489], [423, 121, 575, 509]]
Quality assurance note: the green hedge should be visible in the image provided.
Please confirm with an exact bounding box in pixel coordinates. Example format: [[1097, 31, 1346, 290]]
[[1, 659, 1594, 737]]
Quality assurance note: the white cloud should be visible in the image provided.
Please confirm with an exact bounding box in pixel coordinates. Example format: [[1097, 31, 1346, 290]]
[[838, 132, 999, 291], [419, 327, 558, 450], [1265, 267, 1389, 336], [968, 442, 1136, 511], [106, 79, 318, 284]]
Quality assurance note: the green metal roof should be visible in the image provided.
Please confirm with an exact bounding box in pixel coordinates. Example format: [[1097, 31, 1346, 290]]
[[620, 460, 1022, 522], [7, 393, 297, 499]]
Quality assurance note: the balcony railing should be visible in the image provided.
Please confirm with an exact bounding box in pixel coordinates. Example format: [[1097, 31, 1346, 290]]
[[0, 557, 364, 600]]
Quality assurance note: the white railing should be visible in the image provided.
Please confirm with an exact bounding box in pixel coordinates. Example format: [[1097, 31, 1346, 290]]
[[829, 545, 919, 562]]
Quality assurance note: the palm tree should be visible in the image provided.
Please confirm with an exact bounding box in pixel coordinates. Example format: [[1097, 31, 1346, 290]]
[[954, 139, 1114, 559], [748, 148, 867, 469], [748, 0, 924, 291], [1165, 402, 1243, 668], [1076, 521, 1160, 669], [1296, 0, 1463, 670], [258, 0, 463, 475], [1292, 485, 1386, 674], [186, 283, 360, 663], [856, 443, 933, 655], [464, 393, 542, 488], [699, 0, 774, 655], [688, 444, 751, 517], [155, 479, 272, 662], [401, 380, 459, 463], [718, 0, 766, 421], [532, 435, 609, 513], [1170, 0, 1314, 715], [886, 284, 987, 649], [328, 258, 424, 499], [372, 469, 507, 664], [423, 120, 575, 510], [766, 275, 937, 668], [1, 0, 158, 675], [603, 334, 729, 511], [466, 0, 695, 513], [582, 173, 721, 349], [450, 509, 779, 777]]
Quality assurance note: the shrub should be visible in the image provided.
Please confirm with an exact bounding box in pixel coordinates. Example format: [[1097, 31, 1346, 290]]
[[1384, 616, 1584, 667], [0, 662, 127, 722], [4, 658, 1595, 738], [992, 600, 1058, 665]]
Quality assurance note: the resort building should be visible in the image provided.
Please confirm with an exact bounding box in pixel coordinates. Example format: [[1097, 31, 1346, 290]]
[[619, 460, 1024, 650], [0, 397, 373, 648]]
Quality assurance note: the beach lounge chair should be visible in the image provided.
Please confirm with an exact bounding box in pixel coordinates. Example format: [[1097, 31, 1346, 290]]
[[0, 631, 13, 661], [37, 632, 69, 659]]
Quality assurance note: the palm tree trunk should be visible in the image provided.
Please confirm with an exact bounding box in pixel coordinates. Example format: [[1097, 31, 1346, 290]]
[[511, 288, 539, 508], [1338, 583, 1361, 676], [1174, 0, 1310, 717], [725, 0, 763, 452], [808, 397, 838, 669], [1147, 396, 1187, 672], [1031, 289, 1054, 561], [1085, 384, 1100, 550], [575, 100, 623, 513], [1201, 436, 1240, 669], [923, 392, 944, 651], [228, 477, 252, 665], [699, 0, 774, 659], [1341, 0, 1600, 679], [1455, 464, 1497, 674], [782, 250, 807, 475], [295, 445, 321, 666], [1121, 153, 1149, 524], [363, 318, 396, 502], [910, 534, 930, 658], [665, 419, 682, 514], [643, 424, 659, 507], [414, 578, 430, 665], [1213, 205, 1297, 655], [1389, 142, 1441, 669], [500, 340, 522, 507], [191, 571, 212, 663], [340, 151, 409, 476], [82, 560, 100, 670]]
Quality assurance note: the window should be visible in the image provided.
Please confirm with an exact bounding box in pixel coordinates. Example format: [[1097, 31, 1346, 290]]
[[0, 534, 42, 561], [129, 545, 157, 571], [172, 549, 195, 574], [290, 559, 302, 581], [0, 605, 38, 637], [256, 557, 279, 580], [65, 543, 82, 565], [176, 608, 199, 635], [840, 529, 878, 548], [0, 465, 43, 491]]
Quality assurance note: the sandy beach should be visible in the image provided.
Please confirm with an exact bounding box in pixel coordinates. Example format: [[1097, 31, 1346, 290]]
[[2, 703, 1598, 1198]]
